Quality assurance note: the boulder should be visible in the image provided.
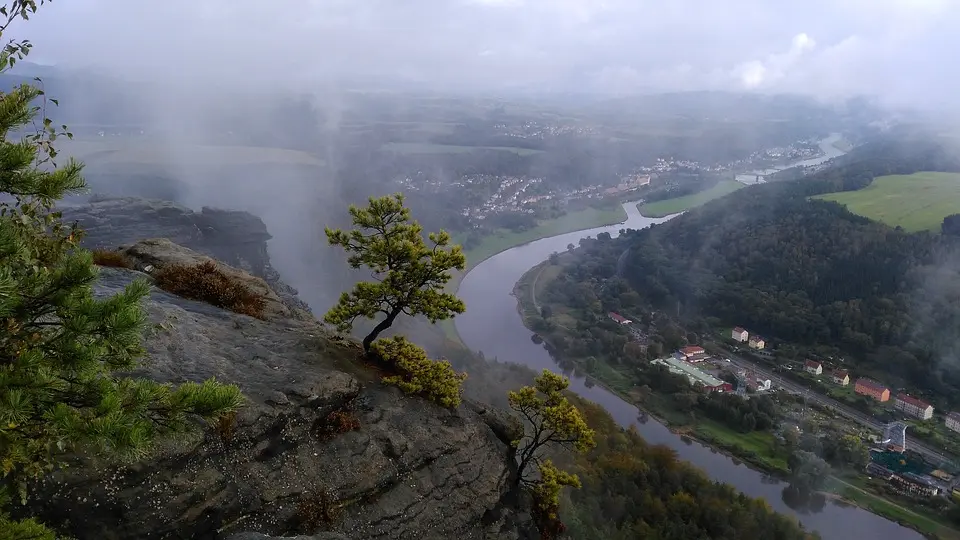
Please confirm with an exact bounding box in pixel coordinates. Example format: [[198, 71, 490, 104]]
[[118, 238, 297, 321]]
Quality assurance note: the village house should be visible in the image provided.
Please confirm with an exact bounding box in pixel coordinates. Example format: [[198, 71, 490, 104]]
[[831, 369, 850, 386], [895, 393, 934, 420], [854, 378, 891, 402], [804, 360, 822, 376], [946, 412, 960, 433], [731, 327, 749, 342], [608, 312, 632, 325], [747, 373, 772, 393], [748, 336, 765, 349]]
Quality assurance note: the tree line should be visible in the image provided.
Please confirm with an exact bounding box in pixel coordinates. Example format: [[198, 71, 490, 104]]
[[563, 399, 818, 540], [607, 138, 960, 407]]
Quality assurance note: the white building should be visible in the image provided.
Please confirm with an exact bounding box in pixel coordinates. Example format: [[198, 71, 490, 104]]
[[947, 412, 960, 433], [895, 394, 934, 420], [804, 360, 822, 375], [747, 375, 772, 392], [731, 327, 749, 342]]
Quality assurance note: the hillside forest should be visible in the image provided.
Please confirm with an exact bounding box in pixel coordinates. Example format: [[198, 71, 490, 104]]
[[541, 137, 960, 408]]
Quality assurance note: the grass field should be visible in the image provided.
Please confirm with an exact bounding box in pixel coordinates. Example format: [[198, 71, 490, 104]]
[[460, 204, 627, 268], [637, 180, 744, 218], [832, 138, 854, 153], [813, 172, 960, 232], [693, 421, 790, 474], [381, 142, 543, 156], [826, 475, 960, 540], [61, 139, 325, 166]]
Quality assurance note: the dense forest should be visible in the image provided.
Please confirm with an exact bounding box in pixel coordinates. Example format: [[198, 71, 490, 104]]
[[563, 399, 816, 540], [614, 137, 960, 404]]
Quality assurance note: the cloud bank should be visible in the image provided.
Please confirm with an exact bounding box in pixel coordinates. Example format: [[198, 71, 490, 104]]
[[16, 0, 959, 105]]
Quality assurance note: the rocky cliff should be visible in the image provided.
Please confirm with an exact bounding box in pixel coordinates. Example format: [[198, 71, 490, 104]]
[[21, 208, 536, 540], [61, 196, 313, 318]]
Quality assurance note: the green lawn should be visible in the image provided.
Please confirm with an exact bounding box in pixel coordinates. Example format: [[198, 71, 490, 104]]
[[694, 420, 790, 473], [460, 204, 627, 269], [637, 180, 745, 217], [381, 142, 543, 156], [813, 171, 960, 232], [441, 204, 626, 342]]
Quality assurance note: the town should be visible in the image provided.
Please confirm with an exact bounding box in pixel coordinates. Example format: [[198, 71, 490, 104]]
[[607, 311, 960, 505], [394, 133, 830, 225]]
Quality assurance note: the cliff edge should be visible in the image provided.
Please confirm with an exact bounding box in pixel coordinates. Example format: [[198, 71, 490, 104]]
[[21, 201, 535, 540]]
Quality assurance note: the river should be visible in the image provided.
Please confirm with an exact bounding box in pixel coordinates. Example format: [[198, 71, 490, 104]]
[[455, 137, 922, 540], [735, 132, 848, 184]]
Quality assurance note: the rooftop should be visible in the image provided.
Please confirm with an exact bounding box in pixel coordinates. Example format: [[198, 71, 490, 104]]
[[608, 312, 629, 323], [896, 393, 932, 410], [652, 357, 725, 388], [855, 378, 888, 392]]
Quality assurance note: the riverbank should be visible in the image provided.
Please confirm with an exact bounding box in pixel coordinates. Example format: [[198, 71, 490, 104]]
[[513, 258, 958, 540], [513, 258, 790, 476], [439, 201, 629, 340], [637, 179, 744, 217], [826, 475, 960, 540], [459, 203, 627, 269]]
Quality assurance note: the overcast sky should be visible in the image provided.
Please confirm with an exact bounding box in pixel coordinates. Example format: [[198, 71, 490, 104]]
[[16, 0, 959, 105]]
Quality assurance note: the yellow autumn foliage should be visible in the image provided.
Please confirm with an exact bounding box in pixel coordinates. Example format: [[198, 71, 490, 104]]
[[531, 459, 581, 512], [372, 336, 467, 408]]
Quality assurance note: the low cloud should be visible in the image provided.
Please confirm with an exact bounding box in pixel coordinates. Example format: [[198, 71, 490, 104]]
[[5, 0, 953, 106]]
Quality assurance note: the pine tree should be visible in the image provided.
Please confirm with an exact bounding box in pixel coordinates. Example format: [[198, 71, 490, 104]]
[[508, 370, 595, 537], [0, 3, 244, 535], [324, 193, 466, 353], [508, 370, 595, 487]]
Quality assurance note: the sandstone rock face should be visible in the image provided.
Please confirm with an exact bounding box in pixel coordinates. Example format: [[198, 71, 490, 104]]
[[61, 197, 312, 317], [24, 261, 535, 539]]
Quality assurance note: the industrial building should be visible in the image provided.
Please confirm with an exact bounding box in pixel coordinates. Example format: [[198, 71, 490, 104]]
[[651, 357, 732, 393]]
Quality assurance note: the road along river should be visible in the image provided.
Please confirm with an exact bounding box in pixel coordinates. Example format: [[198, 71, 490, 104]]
[[454, 199, 922, 540]]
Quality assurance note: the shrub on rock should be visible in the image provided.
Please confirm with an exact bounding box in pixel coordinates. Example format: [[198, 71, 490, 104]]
[[153, 260, 267, 319], [91, 248, 132, 268], [371, 336, 466, 408]]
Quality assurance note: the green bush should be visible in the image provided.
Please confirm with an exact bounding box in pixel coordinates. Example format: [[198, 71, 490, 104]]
[[371, 336, 467, 408]]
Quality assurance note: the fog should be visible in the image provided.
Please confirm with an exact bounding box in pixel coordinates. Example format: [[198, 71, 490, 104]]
[[18, 0, 960, 107], [6, 1, 957, 315]]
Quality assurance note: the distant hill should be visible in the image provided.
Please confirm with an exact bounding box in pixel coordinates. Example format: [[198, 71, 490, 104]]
[[0, 65, 149, 128]]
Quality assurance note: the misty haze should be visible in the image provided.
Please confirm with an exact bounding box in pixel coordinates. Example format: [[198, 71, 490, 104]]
[[2, 1, 960, 540]]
